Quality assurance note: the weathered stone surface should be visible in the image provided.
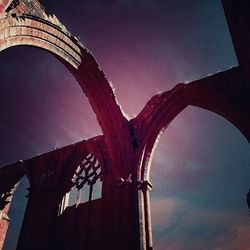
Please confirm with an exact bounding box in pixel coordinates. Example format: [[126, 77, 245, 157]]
[[0, 0, 249, 249], [0, 0, 12, 14], [0, 204, 10, 250]]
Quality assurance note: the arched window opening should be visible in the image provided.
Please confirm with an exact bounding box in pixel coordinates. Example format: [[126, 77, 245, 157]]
[[0, 45, 101, 249], [150, 107, 250, 250], [58, 153, 102, 215]]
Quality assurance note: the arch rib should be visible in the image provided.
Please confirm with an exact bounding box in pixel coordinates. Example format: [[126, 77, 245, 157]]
[[0, 4, 133, 177], [133, 66, 250, 180]]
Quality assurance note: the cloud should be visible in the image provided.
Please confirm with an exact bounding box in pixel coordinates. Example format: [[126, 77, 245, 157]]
[[151, 198, 181, 228], [214, 227, 250, 250], [151, 197, 250, 250]]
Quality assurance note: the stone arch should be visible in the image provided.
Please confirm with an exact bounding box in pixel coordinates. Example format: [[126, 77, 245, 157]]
[[0, 15, 82, 69], [149, 107, 250, 249], [134, 67, 250, 181], [0, 11, 134, 178]]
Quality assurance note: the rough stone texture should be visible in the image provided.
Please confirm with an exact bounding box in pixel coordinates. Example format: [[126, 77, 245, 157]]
[[0, 15, 82, 68], [0, 204, 10, 250], [16, 137, 108, 250], [0, 161, 25, 250], [0, 0, 249, 249], [0, 0, 12, 14]]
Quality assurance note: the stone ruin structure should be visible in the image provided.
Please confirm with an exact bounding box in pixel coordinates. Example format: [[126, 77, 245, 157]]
[[0, 0, 249, 249]]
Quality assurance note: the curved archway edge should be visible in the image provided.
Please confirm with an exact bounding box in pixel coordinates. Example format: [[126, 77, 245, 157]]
[[0, 11, 134, 178], [133, 67, 250, 181], [1, 1, 250, 250], [1, 2, 249, 181]]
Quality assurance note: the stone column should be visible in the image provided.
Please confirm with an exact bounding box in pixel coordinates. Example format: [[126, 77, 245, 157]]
[[16, 162, 62, 250], [16, 190, 61, 250], [100, 177, 145, 250], [0, 161, 24, 250], [141, 181, 153, 250]]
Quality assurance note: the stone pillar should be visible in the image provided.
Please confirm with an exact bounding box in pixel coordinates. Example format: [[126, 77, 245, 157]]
[[0, 183, 19, 250], [16, 160, 62, 250], [100, 177, 146, 250], [16, 190, 61, 250], [141, 181, 153, 250], [0, 162, 24, 250]]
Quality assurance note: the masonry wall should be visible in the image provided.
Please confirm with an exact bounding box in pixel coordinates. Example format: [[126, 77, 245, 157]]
[[0, 204, 10, 250]]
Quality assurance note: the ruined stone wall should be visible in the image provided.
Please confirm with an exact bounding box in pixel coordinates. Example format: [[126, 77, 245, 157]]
[[0, 15, 82, 68], [0, 0, 12, 14], [0, 202, 11, 249]]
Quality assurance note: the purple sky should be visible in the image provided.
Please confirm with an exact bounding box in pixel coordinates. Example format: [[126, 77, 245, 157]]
[[1, 0, 250, 249]]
